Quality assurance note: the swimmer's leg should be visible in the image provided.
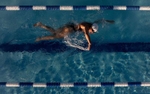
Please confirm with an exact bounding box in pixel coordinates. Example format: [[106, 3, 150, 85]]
[[34, 22, 55, 33], [35, 35, 63, 42], [36, 36, 55, 42]]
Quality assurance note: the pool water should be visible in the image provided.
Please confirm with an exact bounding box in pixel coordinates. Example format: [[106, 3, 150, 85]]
[[1, 0, 150, 94]]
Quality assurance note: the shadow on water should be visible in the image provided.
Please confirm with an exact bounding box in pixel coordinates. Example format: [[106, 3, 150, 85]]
[[0, 41, 70, 53], [0, 41, 150, 53], [91, 42, 150, 52]]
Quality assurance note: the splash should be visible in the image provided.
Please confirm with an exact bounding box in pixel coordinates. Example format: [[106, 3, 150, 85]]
[[64, 32, 88, 51]]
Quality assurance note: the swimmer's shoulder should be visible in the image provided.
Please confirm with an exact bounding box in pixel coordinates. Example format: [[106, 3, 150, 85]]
[[79, 22, 93, 30], [79, 22, 92, 26]]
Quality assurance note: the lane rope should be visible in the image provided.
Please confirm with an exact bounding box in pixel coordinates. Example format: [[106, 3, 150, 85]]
[[1, 82, 150, 87], [0, 6, 150, 11]]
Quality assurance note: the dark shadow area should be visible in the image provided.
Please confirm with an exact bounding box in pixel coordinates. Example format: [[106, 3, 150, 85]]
[[0, 41, 70, 53], [91, 42, 150, 52], [0, 41, 150, 53]]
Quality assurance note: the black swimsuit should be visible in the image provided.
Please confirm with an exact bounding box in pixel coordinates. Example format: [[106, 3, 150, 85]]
[[65, 22, 77, 31]]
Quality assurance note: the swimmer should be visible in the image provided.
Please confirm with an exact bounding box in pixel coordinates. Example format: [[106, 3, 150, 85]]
[[75, 19, 114, 50], [34, 19, 114, 50]]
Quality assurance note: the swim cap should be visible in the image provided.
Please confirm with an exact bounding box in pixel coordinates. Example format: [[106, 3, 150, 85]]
[[92, 23, 98, 32]]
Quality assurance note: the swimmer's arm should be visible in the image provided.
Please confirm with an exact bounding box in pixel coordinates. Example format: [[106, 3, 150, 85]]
[[84, 30, 91, 51], [80, 25, 91, 50], [94, 19, 115, 24]]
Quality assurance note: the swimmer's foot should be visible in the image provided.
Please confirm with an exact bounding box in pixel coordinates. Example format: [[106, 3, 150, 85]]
[[34, 22, 43, 27], [35, 37, 41, 42]]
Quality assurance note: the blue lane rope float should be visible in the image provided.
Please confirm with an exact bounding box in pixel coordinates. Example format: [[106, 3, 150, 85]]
[[0, 82, 150, 87], [0, 6, 150, 11]]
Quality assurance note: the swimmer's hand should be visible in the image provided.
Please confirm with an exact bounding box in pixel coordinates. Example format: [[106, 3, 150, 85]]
[[87, 43, 91, 51]]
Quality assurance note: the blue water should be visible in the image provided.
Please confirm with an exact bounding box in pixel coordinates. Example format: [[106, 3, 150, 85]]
[[1, 1, 150, 94]]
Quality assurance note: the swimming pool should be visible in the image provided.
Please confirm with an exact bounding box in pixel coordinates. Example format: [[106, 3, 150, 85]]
[[1, 0, 150, 94]]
